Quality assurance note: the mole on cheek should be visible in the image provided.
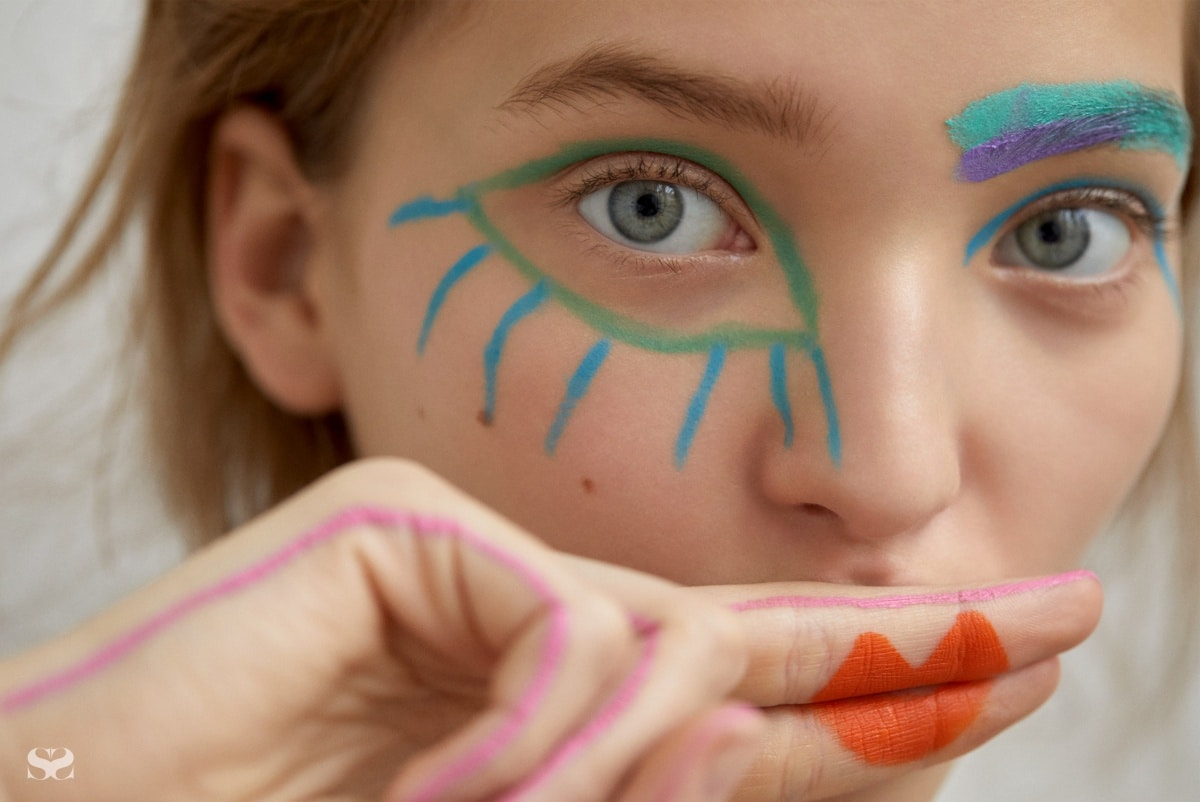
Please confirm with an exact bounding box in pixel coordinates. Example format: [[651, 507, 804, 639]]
[[581, 477, 595, 494]]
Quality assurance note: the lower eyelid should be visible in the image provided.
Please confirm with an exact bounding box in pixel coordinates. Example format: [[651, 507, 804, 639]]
[[581, 238, 752, 278], [986, 237, 1150, 317]]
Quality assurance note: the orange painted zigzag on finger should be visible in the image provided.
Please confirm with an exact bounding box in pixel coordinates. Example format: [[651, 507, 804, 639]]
[[811, 611, 1009, 765]]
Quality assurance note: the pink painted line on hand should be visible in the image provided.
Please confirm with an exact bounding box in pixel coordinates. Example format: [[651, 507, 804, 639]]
[[498, 626, 662, 800], [0, 505, 574, 802], [729, 569, 1096, 613]]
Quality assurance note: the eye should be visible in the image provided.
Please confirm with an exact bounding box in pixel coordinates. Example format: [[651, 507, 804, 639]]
[[578, 179, 732, 254], [993, 207, 1131, 278]]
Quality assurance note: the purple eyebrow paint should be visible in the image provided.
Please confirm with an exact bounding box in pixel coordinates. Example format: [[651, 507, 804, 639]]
[[947, 82, 1192, 182]]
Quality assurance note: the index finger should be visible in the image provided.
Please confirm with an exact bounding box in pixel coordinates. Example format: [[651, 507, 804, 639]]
[[695, 570, 1102, 706]]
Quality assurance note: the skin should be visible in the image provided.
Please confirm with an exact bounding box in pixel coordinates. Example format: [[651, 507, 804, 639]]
[[207, 0, 1185, 799], [0, 1, 1180, 801], [0, 461, 1101, 801], [287, 1, 1186, 584]]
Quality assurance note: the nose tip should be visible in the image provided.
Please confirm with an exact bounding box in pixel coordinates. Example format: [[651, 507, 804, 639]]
[[838, 436, 963, 540], [763, 419, 962, 542], [760, 332, 963, 542]]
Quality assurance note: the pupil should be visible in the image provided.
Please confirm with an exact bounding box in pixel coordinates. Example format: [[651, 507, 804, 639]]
[[1038, 220, 1063, 244], [635, 193, 661, 218], [607, 181, 684, 244], [1015, 208, 1091, 270]]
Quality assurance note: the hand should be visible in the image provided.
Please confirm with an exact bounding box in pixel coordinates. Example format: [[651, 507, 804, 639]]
[[0, 459, 761, 802], [0, 457, 1102, 802], [699, 568, 1102, 800]]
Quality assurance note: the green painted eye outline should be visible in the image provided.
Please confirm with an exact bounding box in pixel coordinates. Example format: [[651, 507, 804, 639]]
[[389, 138, 841, 467]]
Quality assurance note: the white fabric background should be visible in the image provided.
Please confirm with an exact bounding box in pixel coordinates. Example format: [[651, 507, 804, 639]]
[[0, 2, 1196, 800]]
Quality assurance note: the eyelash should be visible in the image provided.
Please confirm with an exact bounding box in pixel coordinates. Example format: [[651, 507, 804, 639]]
[[1002, 186, 1168, 243], [554, 154, 734, 207]]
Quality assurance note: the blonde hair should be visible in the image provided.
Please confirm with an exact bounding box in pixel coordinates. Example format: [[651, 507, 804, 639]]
[[2, 1, 1198, 691]]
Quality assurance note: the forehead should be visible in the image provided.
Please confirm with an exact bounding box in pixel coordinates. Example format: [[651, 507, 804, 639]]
[[345, 0, 1190, 217], [375, 1, 1188, 158], [450, 1, 1186, 93]]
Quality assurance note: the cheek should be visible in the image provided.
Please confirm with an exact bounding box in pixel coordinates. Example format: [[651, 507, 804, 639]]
[[971, 296, 1182, 569], [332, 228, 720, 538], [332, 227, 797, 581]]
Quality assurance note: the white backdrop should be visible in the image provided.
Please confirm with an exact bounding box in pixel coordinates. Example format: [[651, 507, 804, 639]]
[[0, 2, 1196, 800]]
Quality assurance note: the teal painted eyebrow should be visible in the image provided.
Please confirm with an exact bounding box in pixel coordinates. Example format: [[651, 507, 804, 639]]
[[946, 81, 1192, 181]]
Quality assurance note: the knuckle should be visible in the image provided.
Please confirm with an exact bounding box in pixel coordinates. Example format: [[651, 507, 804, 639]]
[[702, 605, 751, 683], [662, 598, 749, 690], [769, 611, 835, 704], [802, 617, 846, 701], [564, 594, 638, 666], [323, 456, 441, 502]]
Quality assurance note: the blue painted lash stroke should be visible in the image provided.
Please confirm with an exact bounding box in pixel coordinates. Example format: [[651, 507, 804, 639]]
[[769, 343, 795, 448], [418, 245, 493, 354], [388, 195, 473, 227], [674, 344, 727, 469], [545, 339, 612, 455], [483, 281, 550, 424], [810, 346, 842, 466]]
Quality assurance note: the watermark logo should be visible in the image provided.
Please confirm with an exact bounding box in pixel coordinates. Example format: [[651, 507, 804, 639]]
[[26, 747, 74, 780]]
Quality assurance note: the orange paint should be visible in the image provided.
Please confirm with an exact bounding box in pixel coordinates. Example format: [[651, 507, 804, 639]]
[[812, 611, 1009, 765]]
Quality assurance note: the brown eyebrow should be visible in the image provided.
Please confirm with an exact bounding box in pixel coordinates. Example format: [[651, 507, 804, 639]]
[[497, 43, 835, 147]]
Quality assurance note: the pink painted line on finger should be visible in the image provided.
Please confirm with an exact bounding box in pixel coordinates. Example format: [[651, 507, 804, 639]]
[[729, 569, 1096, 613], [400, 512, 569, 802], [498, 626, 663, 801], [0, 505, 573, 802]]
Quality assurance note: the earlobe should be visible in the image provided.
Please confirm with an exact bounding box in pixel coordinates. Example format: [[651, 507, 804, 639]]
[[207, 105, 341, 415]]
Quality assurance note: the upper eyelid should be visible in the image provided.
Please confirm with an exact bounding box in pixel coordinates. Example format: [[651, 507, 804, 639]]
[[1001, 188, 1159, 239], [963, 177, 1168, 265], [552, 152, 743, 211]]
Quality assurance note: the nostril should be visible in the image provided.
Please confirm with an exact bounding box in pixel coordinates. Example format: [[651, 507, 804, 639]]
[[799, 502, 835, 517]]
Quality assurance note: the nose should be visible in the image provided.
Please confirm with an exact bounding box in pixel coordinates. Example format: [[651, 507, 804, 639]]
[[760, 249, 964, 542]]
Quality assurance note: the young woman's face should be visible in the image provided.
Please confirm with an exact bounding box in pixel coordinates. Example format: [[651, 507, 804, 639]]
[[311, 0, 1190, 587]]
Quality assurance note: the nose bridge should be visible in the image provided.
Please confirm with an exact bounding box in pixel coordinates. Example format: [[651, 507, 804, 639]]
[[774, 243, 964, 539]]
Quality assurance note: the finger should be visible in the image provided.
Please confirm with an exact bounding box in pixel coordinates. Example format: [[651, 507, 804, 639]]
[[695, 570, 1101, 706], [735, 657, 1062, 801], [615, 703, 765, 802], [356, 469, 663, 801], [491, 555, 753, 800]]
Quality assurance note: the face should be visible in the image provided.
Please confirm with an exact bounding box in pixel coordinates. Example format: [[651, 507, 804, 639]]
[[309, 0, 1190, 587]]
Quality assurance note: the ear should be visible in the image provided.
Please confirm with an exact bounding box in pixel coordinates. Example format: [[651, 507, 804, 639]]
[[206, 105, 341, 415]]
